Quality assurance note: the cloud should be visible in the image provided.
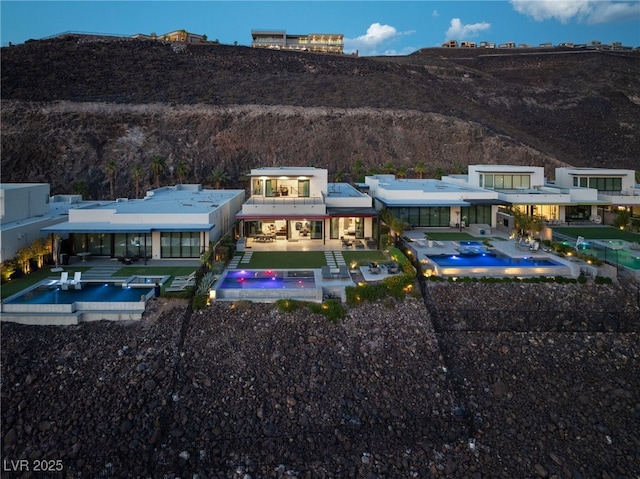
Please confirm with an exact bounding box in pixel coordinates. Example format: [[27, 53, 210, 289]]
[[432, 9, 439, 17], [444, 18, 491, 41], [510, 0, 640, 24], [586, 1, 640, 24], [345, 23, 414, 56]]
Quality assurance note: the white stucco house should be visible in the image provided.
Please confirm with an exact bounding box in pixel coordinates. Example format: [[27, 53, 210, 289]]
[[365, 165, 637, 232], [41, 184, 245, 260], [0, 183, 102, 263], [236, 166, 378, 244]]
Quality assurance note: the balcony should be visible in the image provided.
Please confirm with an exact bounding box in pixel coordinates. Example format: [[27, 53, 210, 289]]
[[242, 195, 326, 216]]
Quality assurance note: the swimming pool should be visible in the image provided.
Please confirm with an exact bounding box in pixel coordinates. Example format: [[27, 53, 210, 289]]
[[212, 269, 323, 302], [221, 270, 316, 289], [1, 275, 169, 326], [4, 283, 152, 305], [422, 253, 570, 278]]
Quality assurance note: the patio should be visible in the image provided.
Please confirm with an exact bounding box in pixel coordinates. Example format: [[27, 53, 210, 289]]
[[239, 237, 377, 252]]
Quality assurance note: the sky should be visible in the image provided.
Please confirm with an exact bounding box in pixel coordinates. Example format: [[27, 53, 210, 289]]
[[1, 1, 639, 55]]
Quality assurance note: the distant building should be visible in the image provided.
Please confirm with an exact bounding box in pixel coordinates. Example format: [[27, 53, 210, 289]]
[[442, 40, 458, 48], [251, 30, 344, 54], [42, 185, 245, 260], [0, 184, 101, 263], [131, 30, 210, 44]]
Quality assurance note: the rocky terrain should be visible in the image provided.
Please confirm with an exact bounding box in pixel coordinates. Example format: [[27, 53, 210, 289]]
[[2, 37, 639, 198], [2, 283, 639, 478]]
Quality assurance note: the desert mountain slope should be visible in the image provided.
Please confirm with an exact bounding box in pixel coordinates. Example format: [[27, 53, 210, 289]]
[[1, 36, 638, 198]]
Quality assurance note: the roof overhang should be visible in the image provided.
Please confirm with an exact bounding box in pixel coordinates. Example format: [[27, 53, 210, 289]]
[[326, 207, 378, 217], [465, 199, 511, 206], [236, 214, 328, 221], [377, 198, 471, 207], [41, 223, 212, 233]]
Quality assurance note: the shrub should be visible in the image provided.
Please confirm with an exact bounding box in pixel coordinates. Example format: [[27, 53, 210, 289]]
[[276, 299, 302, 313], [319, 299, 345, 323], [595, 276, 613, 284], [191, 294, 208, 310]]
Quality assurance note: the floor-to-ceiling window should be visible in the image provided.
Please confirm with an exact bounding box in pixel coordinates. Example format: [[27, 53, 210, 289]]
[[330, 217, 340, 239], [160, 232, 201, 258], [72, 233, 114, 256], [461, 205, 492, 225], [113, 233, 151, 258], [310, 220, 323, 239], [565, 205, 592, 222], [389, 206, 449, 227]]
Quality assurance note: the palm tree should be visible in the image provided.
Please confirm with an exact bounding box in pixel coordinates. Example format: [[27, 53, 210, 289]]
[[150, 156, 165, 189], [131, 163, 144, 198], [434, 167, 444, 180], [72, 181, 87, 197], [175, 161, 189, 184], [105, 160, 117, 199], [333, 170, 345, 183], [396, 166, 407, 179], [452, 163, 466, 174], [352, 158, 365, 183], [414, 160, 427, 179], [382, 161, 396, 175], [209, 167, 228, 189]]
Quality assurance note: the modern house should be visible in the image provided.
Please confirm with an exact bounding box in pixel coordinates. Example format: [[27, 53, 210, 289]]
[[131, 30, 210, 44], [251, 30, 344, 54], [365, 165, 637, 233], [41, 185, 245, 260], [554, 167, 640, 223], [0, 184, 101, 263], [236, 167, 377, 245], [364, 174, 502, 231]]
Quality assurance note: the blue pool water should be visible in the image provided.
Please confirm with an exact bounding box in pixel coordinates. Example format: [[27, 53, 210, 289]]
[[221, 270, 316, 290], [4, 283, 152, 305], [430, 253, 562, 268]]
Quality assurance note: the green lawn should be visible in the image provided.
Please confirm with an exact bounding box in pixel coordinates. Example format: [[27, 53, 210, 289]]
[[1, 266, 91, 300], [342, 250, 387, 266], [1, 265, 198, 300], [553, 226, 640, 242], [244, 251, 328, 269]]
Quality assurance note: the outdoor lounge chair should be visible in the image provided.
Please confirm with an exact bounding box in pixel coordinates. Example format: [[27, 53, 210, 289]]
[[368, 262, 381, 274], [339, 265, 350, 279], [321, 266, 332, 279], [530, 241, 540, 252], [165, 275, 196, 292], [386, 261, 400, 274], [58, 272, 69, 284], [174, 271, 196, 282]]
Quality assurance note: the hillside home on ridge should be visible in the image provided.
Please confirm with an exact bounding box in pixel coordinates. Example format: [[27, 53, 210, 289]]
[[236, 167, 377, 245]]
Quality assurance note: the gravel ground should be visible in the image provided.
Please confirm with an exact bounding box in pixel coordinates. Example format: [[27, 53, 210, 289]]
[[1, 284, 639, 478]]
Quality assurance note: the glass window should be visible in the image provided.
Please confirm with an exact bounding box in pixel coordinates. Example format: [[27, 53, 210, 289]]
[[484, 175, 494, 188], [330, 217, 339, 239], [298, 180, 310, 197], [310, 220, 323, 239], [252, 179, 262, 195], [160, 232, 200, 258]]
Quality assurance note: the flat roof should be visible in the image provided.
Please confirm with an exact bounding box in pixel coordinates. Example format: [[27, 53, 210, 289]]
[[87, 187, 243, 216], [42, 222, 212, 234], [326, 183, 368, 198], [374, 178, 487, 195]]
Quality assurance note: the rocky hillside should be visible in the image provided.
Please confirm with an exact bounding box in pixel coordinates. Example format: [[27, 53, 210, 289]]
[[1, 36, 639, 198], [2, 286, 638, 477]]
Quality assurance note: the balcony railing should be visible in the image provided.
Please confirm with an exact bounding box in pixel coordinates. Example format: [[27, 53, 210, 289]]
[[245, 196, 325, 206]]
